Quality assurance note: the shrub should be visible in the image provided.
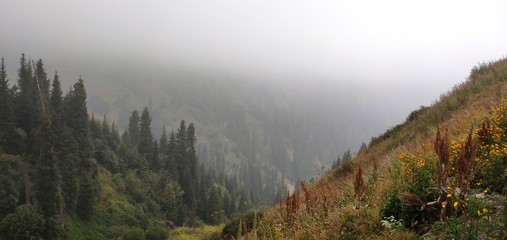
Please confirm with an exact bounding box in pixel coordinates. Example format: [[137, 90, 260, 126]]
[[145, 224, 168, 240], [334, 160, 354, 177], [0, 204, 45, 240], [380, 190, 402, 221], [110, 225, 146, 240], [221, 211, 263, 239]]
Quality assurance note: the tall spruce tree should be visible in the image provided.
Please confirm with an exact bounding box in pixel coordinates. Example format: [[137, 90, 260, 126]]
[[166, 131, 179, 181], [128, 110, 140, 145], [32, 63, 63, 238], [64, 77, 91, 160], [0, 57, 15, 150], [175, 120, 187, 178], [33, 60, 50, 126], [58, 127, 80, 214], [64, 78, 95, 220], [138, 107, 153, 168], [49, 72, 63, 129], [186, 123, 197, 180], [15, 54, 35, 137], [175, 120, 196, 215], [152, 140, 160, 170], [33, 114, 61, 219]]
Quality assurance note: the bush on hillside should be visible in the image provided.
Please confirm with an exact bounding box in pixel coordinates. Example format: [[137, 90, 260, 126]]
[[0, 204, 45, 240], [221, 211, 263, 239]]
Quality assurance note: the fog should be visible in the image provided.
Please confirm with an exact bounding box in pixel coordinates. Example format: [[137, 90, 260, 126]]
[[1, 0, 507, 137]]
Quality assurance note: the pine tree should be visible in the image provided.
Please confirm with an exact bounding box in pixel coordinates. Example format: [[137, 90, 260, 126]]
[[159, 128, 168, 167], [166, 131, 179, 181], [186, 123, 197, 180], [33, 59, 50, 127], [0, 154, 23, 219], [206, 185, 223, 224], [128, 110, 140, 145], [33, 114, 61, 219], [15, 54, 35, 137], [0, 57, 15, 150], [342, 149, 352, 162], [58, 127, 80, 214], [64, 77, 91, 160], [31, 62, 63, 237], [175, 121, 195, 211], [358, 142, 367, 154], [49, 72, 63, 132], [76, 174, 95, 221], [152, 140, 160, 170], [63, 78, 95, 220], [138, 107, 153, 167]]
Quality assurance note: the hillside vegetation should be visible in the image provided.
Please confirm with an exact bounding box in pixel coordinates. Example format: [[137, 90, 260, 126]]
[[232, 58, 507, 239], [83, 68, 392, 204], [0, 55, 260, 240]]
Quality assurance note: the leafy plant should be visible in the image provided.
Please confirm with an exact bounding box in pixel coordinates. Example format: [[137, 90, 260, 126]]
[[0, 204, 45, 240]]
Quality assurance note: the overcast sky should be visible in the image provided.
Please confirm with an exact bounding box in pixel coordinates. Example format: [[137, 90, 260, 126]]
[[1, 0, 507, 108]]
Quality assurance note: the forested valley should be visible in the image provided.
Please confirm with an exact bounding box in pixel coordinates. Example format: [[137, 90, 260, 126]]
[[0, 55, 262, 239]]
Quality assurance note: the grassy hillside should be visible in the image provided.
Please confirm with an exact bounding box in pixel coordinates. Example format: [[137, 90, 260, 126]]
[[232, 58, 507, 239]]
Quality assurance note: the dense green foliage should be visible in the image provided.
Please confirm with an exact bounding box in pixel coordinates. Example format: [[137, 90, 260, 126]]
[[0, 55, 259, 239]]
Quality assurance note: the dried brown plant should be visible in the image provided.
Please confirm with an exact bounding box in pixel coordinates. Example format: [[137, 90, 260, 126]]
[[354, 166, 368, 203], [434, 127, 450, 187]]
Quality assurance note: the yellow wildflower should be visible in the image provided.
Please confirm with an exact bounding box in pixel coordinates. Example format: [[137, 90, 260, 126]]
[[453, 202, 458, 207], [446, 193, 452, 198], [483, 208, 488, 213]]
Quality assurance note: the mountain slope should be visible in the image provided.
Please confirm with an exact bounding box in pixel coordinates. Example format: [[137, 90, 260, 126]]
[[237, 58, 507, 239], [84, 71, 399, 203]]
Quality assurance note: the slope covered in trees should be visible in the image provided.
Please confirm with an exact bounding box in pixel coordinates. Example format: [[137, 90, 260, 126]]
[[79, 65, 394, 205], [232, 58, 507, 239], [0, 55, 259, 239]]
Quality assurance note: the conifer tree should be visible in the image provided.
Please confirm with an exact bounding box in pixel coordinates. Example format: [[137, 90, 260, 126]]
[[63, 78, 95, 220], [128, 110, 140, 145], [175, 120, 196, 211], [166, 131, 178, 181], [206, 185, 223, 224], [0, 57, 15, 150], [76, 174, 95, 220], [64, 77, 91, 160], [175, 120, 187, 176], [186, 123, 197, 179], [58, 127, 80, 213], [159, 128, 168, 165], [49, 72, 63, 132], [138, 107, 153, 167], [152, 140, 160, 170], [33, 114, 61, 219], [342, 149, 352, 162], [15, 54, 35, 137], [31, 63, 63, 238], [160, 128, 168, 151], [33, 60, 50, 124]]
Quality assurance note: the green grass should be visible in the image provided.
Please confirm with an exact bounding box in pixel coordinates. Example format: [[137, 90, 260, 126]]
[[169, 225, 223, 240]]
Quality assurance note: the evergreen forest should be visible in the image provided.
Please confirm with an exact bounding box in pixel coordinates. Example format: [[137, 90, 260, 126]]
[[0, 55, 261, 239]]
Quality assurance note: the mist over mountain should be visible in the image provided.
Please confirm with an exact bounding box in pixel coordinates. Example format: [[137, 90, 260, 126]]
[[2, 0, 507, 238]]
